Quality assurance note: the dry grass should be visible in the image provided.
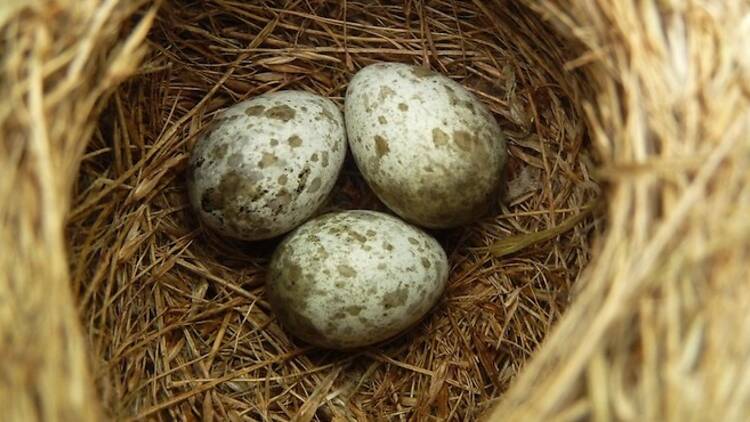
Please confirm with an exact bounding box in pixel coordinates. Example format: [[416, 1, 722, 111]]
[[1, 0, 153, 420], [489, 1, 750, 420], [2, 0, 748, 421], [67, 2, 596, 419]]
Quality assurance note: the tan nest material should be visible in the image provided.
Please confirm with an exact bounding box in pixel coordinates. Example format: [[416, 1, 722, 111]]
[[2, 0, 749, 421]]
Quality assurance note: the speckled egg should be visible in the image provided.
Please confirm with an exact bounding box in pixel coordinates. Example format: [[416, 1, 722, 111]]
[[187, 91, 346, 240], [267, 210, 449, 349], [345, 62, 507, 229]]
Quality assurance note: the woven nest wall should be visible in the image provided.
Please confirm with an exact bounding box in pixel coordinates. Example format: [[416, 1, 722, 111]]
[[2, 0, 749, 421]]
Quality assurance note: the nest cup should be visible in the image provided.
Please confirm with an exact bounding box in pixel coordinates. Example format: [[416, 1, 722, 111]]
[[5, 0, 748, 421], [76, 3, 597, 418]]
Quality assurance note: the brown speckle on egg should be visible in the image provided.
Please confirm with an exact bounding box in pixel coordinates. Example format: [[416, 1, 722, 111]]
[[245, 105, 265, 116], [258, 152, 278, 168], [287, 134, 303, 148], [308, 177, 322, 193], [453, 130, 475, 151], [411, 66, 436, 78], [347, 229, 367, 243], [344, 305, 364, 316], [432, 128, 449, 147], [319, 108, 336, 123], [337, 265, 357, 277], [265, 104, 296, 121], [379, 85, 396, 100], [381, 285, 409, 309], [211, 143, 228, 160], [374, 135, 390, 157]]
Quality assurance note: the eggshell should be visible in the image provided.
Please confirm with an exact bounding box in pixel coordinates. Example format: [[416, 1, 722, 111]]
[[187, 90, 346, 240], [266, 210, 449, 349], [345, 62, 507, 228]]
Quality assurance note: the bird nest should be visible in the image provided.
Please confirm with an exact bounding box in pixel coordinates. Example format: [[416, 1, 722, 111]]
[[2, 0, 748, 421]]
